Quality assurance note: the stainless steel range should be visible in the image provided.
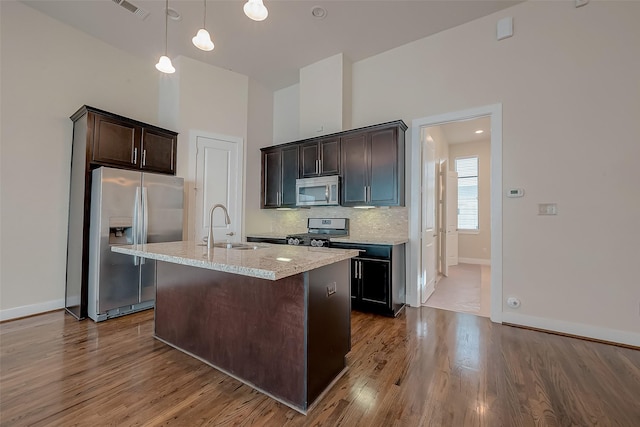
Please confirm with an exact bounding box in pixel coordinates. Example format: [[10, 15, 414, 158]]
[[286, 218, 348, 247]]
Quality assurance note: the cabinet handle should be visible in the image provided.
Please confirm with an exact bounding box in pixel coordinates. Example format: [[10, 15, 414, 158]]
[[319, 159, 322, 174], [363, 187, 367, 203], [316, 159, 320, 174], [325, 184, 330, 203], [367, 186, 371, 203], [133, 148, 137, 164], [142, 149, 146, 166], [359, 261, 362, 279], [277, 191, 281, 206]]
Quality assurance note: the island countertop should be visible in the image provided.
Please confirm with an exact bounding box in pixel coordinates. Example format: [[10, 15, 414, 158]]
[[112, 241, 360, 281]]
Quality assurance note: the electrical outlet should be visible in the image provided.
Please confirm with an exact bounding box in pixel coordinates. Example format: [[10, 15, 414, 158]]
[[326, 282, 337, 297]]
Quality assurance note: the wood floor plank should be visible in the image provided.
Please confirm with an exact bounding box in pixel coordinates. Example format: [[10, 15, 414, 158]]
[[1, 307, 639, 426]]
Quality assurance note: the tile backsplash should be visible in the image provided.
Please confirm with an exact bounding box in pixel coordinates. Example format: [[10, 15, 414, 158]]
[[263, 206, 408, 239]]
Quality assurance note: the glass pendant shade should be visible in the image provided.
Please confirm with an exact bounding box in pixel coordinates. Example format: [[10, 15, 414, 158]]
[[192, 28, 214, 51], [155, 55, 176, 74], [244, 0, 268, 21]]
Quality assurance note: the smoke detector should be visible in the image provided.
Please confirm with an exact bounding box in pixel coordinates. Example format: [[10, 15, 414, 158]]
[[111, 0, 150, 20], [311, 6, 327, 19]]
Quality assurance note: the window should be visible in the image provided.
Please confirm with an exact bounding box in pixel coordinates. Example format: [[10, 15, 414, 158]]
[[455, 156, 478, 230]]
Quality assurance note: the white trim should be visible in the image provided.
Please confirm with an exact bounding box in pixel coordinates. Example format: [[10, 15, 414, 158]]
[[458, 257, 491, 266], [502, 312, 640, 348], [0, 299, 64, 322], [410, 103, 502, 322]]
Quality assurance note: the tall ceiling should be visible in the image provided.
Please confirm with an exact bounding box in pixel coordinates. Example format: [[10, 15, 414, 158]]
[[21, 0, 521, 90]]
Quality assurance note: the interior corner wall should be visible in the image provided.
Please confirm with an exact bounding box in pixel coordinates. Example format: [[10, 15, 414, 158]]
[[449, 140, 491, 261], [0, 1, 159, 318], [350, 1, 640, 342]]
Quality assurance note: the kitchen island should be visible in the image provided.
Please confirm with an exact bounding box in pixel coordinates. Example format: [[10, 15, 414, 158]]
[[112, 241, 359, 414]]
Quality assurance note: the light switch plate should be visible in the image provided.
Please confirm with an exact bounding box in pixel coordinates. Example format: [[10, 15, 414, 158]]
[[538, 203, 557, 215]]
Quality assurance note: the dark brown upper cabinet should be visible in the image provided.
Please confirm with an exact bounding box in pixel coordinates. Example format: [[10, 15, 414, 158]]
[[88, 106, 177, 175], [261, 145, 299, 209], [341, 122, 406, 207], [300, 138, 340, 178], [260, 120, 406, 209]]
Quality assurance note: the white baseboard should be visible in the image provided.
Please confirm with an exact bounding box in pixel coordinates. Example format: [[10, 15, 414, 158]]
[[0, 299, 65, 322], [502, 312, 640, 348], [458, 257, 491, 266]]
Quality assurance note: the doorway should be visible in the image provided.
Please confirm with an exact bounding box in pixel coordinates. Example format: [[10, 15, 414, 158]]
[[409, 104, 502, 323]]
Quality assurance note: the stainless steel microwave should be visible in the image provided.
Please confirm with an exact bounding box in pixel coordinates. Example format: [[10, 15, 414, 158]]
[[296, 176, 340, 206]]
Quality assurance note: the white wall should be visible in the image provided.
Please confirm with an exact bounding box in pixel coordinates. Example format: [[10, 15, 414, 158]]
[[449, 140, 491, 262], [350, 1, 640, 344], [299, 53, 352, 138], [273, 84, 299, 144], [0, 1, 159, 318]]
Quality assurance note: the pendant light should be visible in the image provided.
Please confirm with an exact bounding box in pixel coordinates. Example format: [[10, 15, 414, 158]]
[[192, 0, 214, 51], [155, 0, 175, 74], [243, 0, 268, 22]]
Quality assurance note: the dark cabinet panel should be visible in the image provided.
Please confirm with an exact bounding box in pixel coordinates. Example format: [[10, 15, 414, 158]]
[[141, 128, 176, 174], [300, 138, 340, 178], [340, 132, 368, 205], [341, 124, 405, 207], [263, 149, 282, 208], [333, 242, 405, 317], [261, 145, 299, 209], [360, 259, 390, 306], [92, 116, 138, 167], [369, 128, 398, 205], [281, 146, 299, 206]]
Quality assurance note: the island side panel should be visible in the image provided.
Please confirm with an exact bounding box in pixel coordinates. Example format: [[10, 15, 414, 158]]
[[307, 259, 351, 406], [154, 261, 306, 408]]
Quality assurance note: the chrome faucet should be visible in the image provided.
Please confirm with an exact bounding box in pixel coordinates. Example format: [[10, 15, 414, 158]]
[[207, 204, 231, 249]]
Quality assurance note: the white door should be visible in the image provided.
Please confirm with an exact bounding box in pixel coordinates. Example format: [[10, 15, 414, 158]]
[[194, 134, 243, 244], [420, 132, 437, 304], [446, 170, 459, 266]]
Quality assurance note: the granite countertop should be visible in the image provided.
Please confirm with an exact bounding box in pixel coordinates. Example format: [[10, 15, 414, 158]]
[[112, 241, 360, 281], [246, 233, 408, 246], [329, 236, 409, 246]]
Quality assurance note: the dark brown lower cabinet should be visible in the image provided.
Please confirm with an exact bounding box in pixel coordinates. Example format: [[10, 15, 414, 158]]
[[332, 242, 406, 317]]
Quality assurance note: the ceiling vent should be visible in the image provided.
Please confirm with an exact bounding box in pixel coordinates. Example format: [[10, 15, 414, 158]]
[[112, 0, 150, 20]]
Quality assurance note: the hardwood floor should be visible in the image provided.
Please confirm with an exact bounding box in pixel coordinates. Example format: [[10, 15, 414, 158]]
[[1, 307, 639, 426]]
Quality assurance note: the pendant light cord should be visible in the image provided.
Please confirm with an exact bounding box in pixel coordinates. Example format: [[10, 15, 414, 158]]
[[164, 0, 169, 56], [203, 0, 207, 28]]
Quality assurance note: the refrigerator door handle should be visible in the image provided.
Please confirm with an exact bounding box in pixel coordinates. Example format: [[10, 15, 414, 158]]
[[140, 186, 148, 265], [133, 186, 140, 266]]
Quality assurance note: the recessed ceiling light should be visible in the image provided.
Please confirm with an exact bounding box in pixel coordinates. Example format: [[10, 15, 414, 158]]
[[475, 130, 484, 134], [311, 6, 327, 19], [166, 7, 181, 21]]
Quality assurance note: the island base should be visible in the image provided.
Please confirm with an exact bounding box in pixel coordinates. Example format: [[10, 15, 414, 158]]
[[154, 260, 351, 413]]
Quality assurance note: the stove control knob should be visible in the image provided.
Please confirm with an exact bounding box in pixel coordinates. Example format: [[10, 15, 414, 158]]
[[315, 240, 325, 247], [293, 238, 300, 246], [287, 238, 296, 245], [310, 239, 318, 247]]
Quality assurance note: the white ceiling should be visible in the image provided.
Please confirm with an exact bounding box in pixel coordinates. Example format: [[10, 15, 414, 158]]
[[439, 116, 491, 145], [21, 0, 521, 90]]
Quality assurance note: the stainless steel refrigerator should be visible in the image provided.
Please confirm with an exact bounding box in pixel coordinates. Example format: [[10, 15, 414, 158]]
[[88, 166, 184, 322]]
